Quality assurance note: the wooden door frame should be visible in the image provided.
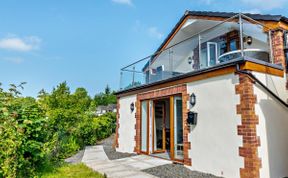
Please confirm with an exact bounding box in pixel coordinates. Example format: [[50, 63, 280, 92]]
[[171, 95, 185, 163], [139, 100, 149, 155]]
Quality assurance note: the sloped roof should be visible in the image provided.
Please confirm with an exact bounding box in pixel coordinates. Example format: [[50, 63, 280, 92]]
[[155, 10, 288, 56], [187, 11, 288, 23]]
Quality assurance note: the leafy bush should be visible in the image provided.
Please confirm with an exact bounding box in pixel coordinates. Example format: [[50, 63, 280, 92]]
[[0, 84, 48, 177], [0, 82, 117, 177], [77, 113, 116, 146]]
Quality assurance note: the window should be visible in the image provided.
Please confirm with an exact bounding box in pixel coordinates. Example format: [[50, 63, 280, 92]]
[[229, 39, 237, 51]]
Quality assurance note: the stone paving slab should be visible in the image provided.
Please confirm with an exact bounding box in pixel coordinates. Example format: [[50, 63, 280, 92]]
[[81, 145, 170, 178]]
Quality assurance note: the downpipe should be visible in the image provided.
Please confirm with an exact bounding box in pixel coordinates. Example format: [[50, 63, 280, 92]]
[[235, 64, 288, 108]]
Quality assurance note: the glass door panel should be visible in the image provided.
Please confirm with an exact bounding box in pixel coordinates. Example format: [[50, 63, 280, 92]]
[[174, 96, 183, 160], [141, 101, 148, 153], [200, 48, 207, 69], [154, 101, 165, 152]]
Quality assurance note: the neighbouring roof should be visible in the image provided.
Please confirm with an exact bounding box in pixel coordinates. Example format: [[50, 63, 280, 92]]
[[96, 104, 116, 111]]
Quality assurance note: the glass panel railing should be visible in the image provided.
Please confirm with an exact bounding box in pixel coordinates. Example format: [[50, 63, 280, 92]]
[[200, 16, 241, 65], [242, 16, 271, 63], [119, 14, 274, 91], [169, 35, 200, 76], [148, 49, 173, 83], [120, 57, 150, 90]]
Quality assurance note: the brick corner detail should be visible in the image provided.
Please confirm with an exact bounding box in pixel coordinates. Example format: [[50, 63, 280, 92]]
[[236, 73, 261, 178]]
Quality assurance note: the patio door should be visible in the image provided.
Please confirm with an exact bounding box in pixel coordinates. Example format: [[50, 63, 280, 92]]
[[207, 42, 218, 66]]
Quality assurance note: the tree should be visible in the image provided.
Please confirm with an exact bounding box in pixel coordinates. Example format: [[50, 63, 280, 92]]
[[73, 88, 91, 111], [91, 85, 116, 108], [105, 85, 111, 95]]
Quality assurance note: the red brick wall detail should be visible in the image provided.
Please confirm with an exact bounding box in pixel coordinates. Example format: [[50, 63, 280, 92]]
[[272, 30, 286, 68], [134, 84, 192, 166], [182, 92, 192, 166], [236, 74, 261, 178]]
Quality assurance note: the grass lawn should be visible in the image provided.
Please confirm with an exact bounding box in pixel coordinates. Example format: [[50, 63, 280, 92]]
[[41, 163, 105, 178]]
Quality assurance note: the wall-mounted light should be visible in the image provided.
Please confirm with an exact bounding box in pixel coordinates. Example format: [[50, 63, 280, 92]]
[[188, 57, 192, 64], [246, 36, 253, 45], [130, 102, 135, 113], [190, 93, 196, 108]]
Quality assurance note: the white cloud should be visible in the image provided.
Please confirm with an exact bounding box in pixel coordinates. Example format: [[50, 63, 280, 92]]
[[148, 27, 163, 39], [240, 0, 285, 10], [0, 35, 41, 52], [0, 57, 24, 64], [112, 0, 133, 6]]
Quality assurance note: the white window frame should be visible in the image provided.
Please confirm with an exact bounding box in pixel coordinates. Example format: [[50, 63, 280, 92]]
[[207, 42, 218, 66]]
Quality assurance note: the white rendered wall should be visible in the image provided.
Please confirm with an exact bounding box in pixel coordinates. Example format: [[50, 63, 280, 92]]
[[253, 72, 288, 102], [116, 95, 137, 153], [253, 72, 288, 178], [187, 73, 243, 178]]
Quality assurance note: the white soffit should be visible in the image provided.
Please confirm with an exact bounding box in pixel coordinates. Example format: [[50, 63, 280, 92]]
[[181, 19, 197, 29]]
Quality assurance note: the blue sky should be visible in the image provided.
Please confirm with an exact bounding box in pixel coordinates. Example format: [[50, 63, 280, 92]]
[[0, 0, 287, 97]]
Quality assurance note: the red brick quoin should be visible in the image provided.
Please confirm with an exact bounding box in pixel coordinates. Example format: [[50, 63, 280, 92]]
[[236, 73, 261, 178], [134, 84, 192, 166], [271, 30, 288, 90]]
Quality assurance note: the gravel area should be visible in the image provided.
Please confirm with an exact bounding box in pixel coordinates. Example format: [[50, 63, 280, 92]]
[[143, 164, 223, 178], [64, 150, 85, 164], [98, 134, 136, 160]]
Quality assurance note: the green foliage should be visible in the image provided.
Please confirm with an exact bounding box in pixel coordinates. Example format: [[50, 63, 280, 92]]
[[0, 83, 48, 177], [77, 113, 116, 146], [0, 82, 117, 177], [91, 85, 116, 107]]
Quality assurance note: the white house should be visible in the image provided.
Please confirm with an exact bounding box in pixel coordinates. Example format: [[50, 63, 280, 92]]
[[115, 11, 288, 178]]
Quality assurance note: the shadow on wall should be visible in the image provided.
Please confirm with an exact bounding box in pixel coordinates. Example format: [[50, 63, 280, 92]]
[[259, 99, 288, 178]]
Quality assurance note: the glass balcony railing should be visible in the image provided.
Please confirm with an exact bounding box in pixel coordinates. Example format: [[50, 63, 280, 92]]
[[119, 13, 274, 91]]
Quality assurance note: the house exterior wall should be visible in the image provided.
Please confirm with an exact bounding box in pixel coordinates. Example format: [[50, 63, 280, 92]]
[[116, 94, 137, 153], [187, 73, 243, 178], [253, 73, 288, 178]]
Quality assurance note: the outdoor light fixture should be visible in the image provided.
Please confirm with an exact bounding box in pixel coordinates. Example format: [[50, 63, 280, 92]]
[[130, 102, 135, 113], [246, 36, 253, 45], [190, 93, 196, 108], [188, 56, 192, 64]]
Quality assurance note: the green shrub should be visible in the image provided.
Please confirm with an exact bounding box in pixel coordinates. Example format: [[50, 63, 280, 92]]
[[0, 82, 117, 177], [0, 85, 48, 178]]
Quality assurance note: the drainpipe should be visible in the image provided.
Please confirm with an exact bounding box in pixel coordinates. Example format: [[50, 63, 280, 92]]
[[235, 64, 288, 108]]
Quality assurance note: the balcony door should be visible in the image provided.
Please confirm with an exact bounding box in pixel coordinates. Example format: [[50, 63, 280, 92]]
[[207, 42, 218, 66]]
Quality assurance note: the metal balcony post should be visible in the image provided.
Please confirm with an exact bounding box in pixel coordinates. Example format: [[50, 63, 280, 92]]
[[148, 59, 151, 84], [198, 34, 201, 69], [120, 71, 123, 90], [169, 48, 173, 78], [239, 14, 244, 57], [132, 65, 135, 86]]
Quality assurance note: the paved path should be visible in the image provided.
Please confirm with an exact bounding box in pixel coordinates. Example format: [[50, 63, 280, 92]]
[[82, 146, 171, 178]]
